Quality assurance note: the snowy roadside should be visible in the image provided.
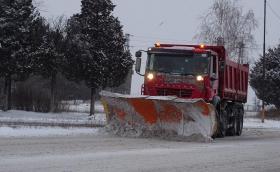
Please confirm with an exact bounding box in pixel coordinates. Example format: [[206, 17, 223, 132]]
[[62, 100, 105, 113], [1, 108, 280, 138], [0, 126, 101, 138], [0, 101, 106, 128], [244, 118, 280, 129], [0, 110, 106, 127], [1, 117, 280, 138], [0, 101, 107, 137], [244, 111, 280, 129], [0, 100, 106, 138]]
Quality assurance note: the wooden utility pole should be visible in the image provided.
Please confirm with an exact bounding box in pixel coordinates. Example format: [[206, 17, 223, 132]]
[[262, 0, 267, 123]]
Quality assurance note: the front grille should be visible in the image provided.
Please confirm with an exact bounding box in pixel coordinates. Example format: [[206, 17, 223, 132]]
[[157, 88, 192, 98], [164, 74, 195, 84]]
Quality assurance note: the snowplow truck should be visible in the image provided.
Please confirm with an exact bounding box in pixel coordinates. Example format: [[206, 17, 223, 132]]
[[101, 43, 249, 140]]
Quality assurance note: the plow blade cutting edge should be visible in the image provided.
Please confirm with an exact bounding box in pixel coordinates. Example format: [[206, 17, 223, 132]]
[[100, 91, 218, 141]]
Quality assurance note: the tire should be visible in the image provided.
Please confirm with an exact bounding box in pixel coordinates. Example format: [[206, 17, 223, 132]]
[[227, 119, 237, 136], [236, 108, 244, 136], [226, 106, 237, 136], [214, 119, 226, 138], [233, 116, 238, 135], [216, 105, 227, 138], [218, 117, 227, 137]]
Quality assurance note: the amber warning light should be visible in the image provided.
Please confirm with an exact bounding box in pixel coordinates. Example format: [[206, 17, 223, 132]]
[[200, 44, 205, 49], [155, 43, 161, 47]]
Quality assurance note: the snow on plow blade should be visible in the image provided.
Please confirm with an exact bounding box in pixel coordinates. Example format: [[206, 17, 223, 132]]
[[100, 91, 217, 141]]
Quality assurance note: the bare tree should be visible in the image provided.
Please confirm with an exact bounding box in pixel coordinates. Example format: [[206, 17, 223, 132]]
[[33, 0, 45, 10], [50, 16, 67, 33], [194, 0, 258, 61]]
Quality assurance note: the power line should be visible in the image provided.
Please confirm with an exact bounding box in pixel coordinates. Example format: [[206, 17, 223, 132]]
[[267, 2, 280, 23]]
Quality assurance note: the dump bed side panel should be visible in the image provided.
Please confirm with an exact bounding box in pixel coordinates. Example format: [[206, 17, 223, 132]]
[[221, 59, 249, 103]]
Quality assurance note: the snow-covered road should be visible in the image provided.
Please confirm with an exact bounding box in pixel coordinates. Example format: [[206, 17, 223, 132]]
[[1, 128, 280, 172]]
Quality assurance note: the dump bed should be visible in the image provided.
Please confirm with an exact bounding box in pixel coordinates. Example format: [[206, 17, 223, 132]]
[[219, 59, 249, 103]]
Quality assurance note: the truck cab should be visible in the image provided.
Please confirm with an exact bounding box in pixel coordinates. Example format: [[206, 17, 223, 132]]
[[136, 43, 219, 103]]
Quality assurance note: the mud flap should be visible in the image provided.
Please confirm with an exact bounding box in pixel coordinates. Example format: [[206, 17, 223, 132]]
[[100, 91, 217, 141]]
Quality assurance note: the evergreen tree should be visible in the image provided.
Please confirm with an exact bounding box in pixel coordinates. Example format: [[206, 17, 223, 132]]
[[66, 0, 133, 116], [250, 44, 280, 109], [0, 0, 41, 110], [33, 17, 66, 112], [64, 14, 90, 83]]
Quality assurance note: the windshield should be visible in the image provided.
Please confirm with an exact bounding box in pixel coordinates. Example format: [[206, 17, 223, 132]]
[[147, 53, 210, 75]]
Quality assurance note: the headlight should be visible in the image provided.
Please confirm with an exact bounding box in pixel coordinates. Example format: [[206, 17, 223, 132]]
[[196, 75, 204, 81], [147, 73, 154, 80]]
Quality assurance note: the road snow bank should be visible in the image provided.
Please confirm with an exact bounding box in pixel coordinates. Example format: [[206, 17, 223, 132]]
[[0, 126, 100, 138], [0, 110, 106, 126]]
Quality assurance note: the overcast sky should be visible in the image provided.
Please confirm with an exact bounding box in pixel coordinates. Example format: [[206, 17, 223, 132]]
[[38, 0, 280, 103]]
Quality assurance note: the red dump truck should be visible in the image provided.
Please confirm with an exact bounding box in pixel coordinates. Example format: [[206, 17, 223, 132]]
[[101, 43, 249, 139]]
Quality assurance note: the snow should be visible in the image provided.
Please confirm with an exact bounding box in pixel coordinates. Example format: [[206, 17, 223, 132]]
[[100, 91, 201, 102], [244, 111, 259, 117], [1, 127, 280, 172], [0, 101, 106, 138], [1, 99, 280, 139], [64, 100, 105, 113], [0, 126, 100, 138], [244, 118, 280, 129], [0, 110, 106, 126], [100, 91, 148, 98], [0, 115, 280, 139]]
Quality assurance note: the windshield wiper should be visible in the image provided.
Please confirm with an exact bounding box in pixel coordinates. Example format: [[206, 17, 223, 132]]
[[155, 69, 169, 73]]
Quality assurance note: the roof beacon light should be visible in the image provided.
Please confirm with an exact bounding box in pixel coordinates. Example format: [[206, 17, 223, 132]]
[[200, 44, 205, 49], [155, 42, 161, 47]]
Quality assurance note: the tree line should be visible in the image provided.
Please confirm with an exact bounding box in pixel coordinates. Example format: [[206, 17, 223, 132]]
[[1, 0, 279, 113], [0, 0, 134, 115], [250, 44, 280, 110]]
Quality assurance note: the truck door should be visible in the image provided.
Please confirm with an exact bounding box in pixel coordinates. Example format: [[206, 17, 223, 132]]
[[210, 55, 219, 96]]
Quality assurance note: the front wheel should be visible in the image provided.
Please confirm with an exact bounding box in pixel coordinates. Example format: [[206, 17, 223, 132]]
[[218, 116, 227, 137], [215, 105, 227, 138], [236, 108, 244, 136]]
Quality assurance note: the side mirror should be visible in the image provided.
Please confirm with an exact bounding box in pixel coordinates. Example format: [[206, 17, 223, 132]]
[[135, 57, 142, 73], [135, 51, 142, 58]]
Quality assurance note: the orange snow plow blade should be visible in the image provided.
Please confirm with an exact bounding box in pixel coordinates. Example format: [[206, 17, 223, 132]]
[[100, 91, 218, 141]]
